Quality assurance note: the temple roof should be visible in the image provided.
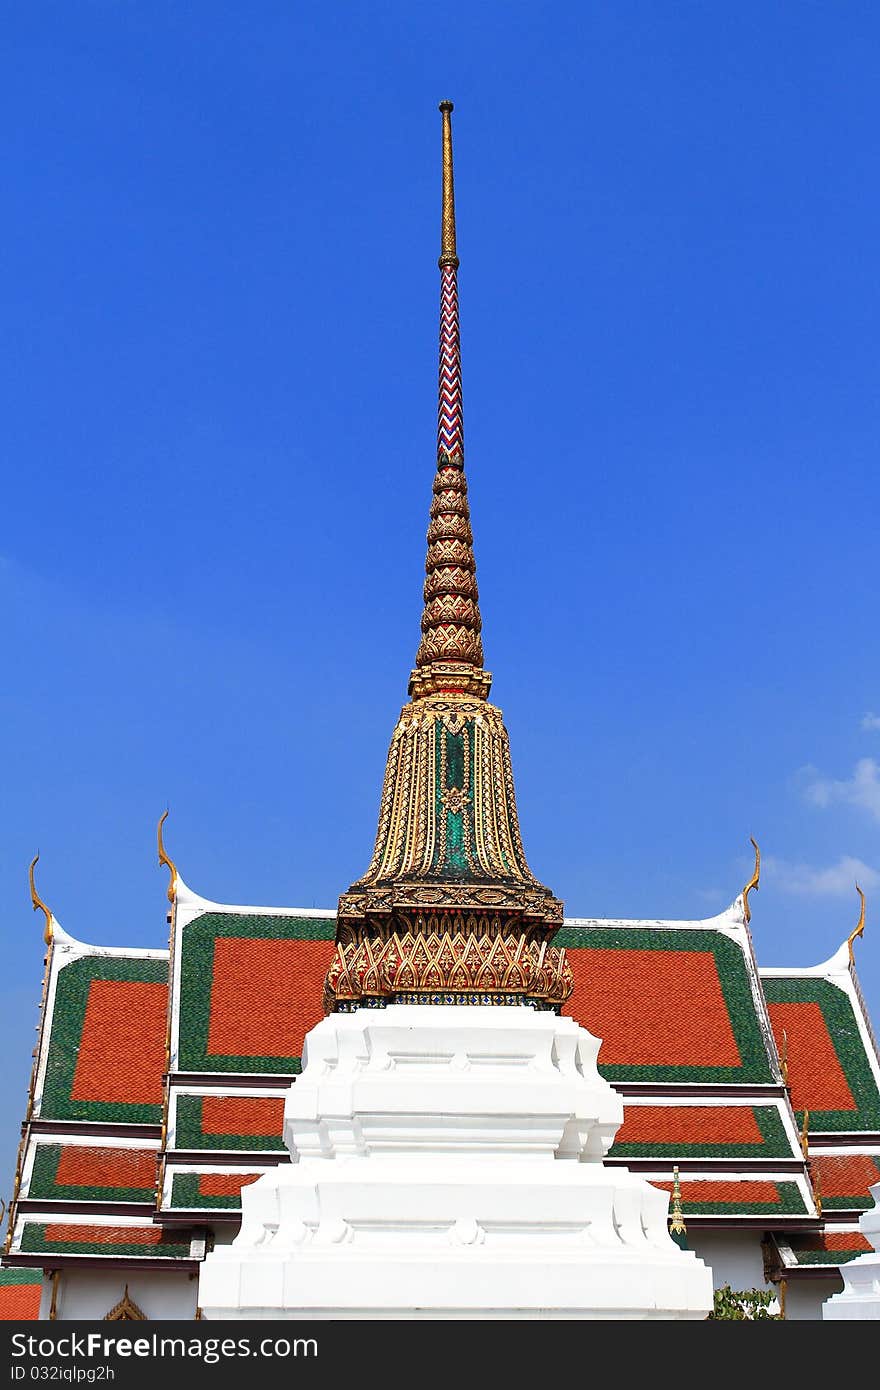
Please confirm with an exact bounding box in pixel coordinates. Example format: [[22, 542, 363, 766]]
[[172, 877, 335, 1076], [0, 1266, 42, 1320], [761, 939, 880, 1134], [558, 897, 780, 1084]]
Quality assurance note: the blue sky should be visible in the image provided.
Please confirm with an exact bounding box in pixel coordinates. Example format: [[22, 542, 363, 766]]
[[2, 2, 880, 1188]]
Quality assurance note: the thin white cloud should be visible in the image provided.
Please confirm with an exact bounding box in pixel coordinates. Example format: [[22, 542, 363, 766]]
[[763, 854, 880, 897], [804, 758, 880, 822], [863, 713, 880, 731]]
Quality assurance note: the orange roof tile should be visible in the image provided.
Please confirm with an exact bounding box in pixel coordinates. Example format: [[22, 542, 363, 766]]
[[0, 1286, 41, 1320], [55, 1146, 157, 1191], [0, 1273, 41, 1321], [767, 1002, 857, 1114], [810, 1153, 880, 1200], [206, 938, 333, 1061], [654, 1178, 781, 1205], [200, 1095, 285, 1139], [820, 1231, 872, 1252], [44, 1224, 165, 1246], [198, 1173, 261, 1198], [71, 980, 167, 1105], [616, 1105, 763, 1146], [568, 948, 741, 1067]]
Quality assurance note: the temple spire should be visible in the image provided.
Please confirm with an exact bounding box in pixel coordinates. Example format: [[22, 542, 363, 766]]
[[325, 101, 566, 1014], [410, 101, 490, 701], [439, 100, 459, 271]]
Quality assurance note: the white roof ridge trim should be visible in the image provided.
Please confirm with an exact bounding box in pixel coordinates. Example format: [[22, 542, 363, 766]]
[[561, 898, 743, 931], [759, 938, 851, 979], [51, 919, 167, 960], [174, 874, 336, 920]]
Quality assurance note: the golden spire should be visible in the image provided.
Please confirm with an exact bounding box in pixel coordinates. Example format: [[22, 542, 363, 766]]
[[669, 1166, 686, 1237], [439, 101, 458, 269], [409, 101, 490, 701], [325, 103, 566, 1015], [28, 853, 53, 946], [742, 836, 760, 925], [848, 883, 866, 965], [157, 810, 178, 904]]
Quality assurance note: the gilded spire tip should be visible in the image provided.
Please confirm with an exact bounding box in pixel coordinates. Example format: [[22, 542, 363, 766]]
[[439, 100, 458, 269], [28, 853, 53, 946], [742, 836, 760, 925], [848, 883, 866, 964], [157, 809, 178, 905]]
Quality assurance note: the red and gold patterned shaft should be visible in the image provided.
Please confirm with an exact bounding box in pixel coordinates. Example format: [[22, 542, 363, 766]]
[[410, 102, 489, 701]]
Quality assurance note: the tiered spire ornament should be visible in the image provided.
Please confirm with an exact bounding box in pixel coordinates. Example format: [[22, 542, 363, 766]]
[[410, 101, 490, 702], [324, 104, 568, 1013]]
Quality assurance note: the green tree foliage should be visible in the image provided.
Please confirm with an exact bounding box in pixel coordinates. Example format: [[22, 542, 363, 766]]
[[709, 1285, 782, 1319]]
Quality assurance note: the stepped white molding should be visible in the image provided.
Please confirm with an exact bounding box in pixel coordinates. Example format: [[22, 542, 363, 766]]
[[823, 1181, 880, 1320], [199, 1005, 713, 1319]]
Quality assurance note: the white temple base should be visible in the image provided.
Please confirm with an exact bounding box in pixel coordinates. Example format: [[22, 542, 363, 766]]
[[199, 1005, 713, 1319], [823, 1181, 880, 1320]]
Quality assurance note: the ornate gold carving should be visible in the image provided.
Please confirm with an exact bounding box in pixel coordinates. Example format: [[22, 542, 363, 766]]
[[848, 883, 866, 965], [409, 662, 492, 699], [48, 1270, 60, 1321], [423, 565, 479, 601], [669, 1166, 686, 1237], [324, 915, 573, 1013], [28, 853, 53, 945], [439, 101, 458, 269], [742, 836, 760, 925], [157, 810, 177, 904], [104, 1285, 147, 1321], [780, 1027, 789, 1086], [799, 1109, 810, 1160]]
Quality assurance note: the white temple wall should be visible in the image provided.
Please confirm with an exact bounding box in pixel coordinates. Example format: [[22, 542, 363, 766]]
[[37, 1268, 198, 1321], [788, 1277, 841, 1321], [686, 1230, 768, 1294]]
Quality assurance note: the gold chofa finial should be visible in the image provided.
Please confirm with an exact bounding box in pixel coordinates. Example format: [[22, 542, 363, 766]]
[[157, 810, 178, 904], [439, 101, 458, 269], [742, 836, 761, 925], [812, 1164, 822, 1216], [669, 1166, 686, 1236], [848, 883, 866, 965], [799, 1109, 810, 1160], [28, 854, 53, 945]]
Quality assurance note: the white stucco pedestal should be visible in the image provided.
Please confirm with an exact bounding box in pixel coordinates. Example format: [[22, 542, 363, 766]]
[[198, 1005, 713, 1319], [823, 1181, 880, 1320]]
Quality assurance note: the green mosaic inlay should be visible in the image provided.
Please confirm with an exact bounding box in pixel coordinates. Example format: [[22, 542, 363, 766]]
[[169, 1173, 253, 1211], [0, 1268, 42, 1286], [19, 1224, 192, 1259], [41, 955, 167, 1124], [554, 927, 774, 1084], [679, 1181, 807, 1216], [609, 1105, 793, 1160], [178, 914, 335, 1076], [28, 1145, 156, 1203], [793, 1248, 867, 1265], [761, 976, 880, 1130], [173, 1095, 286, 1152]]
